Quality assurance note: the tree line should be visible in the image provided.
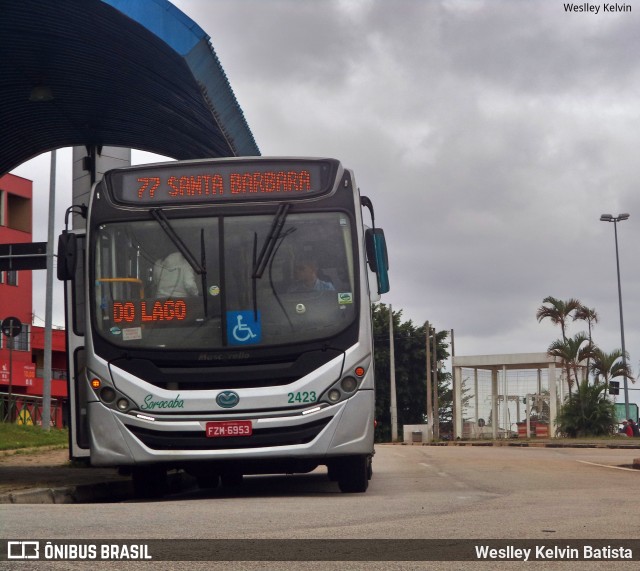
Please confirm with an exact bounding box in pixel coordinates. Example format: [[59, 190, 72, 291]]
[[371, 296, 635, 441], [371, 304, 451, 442]]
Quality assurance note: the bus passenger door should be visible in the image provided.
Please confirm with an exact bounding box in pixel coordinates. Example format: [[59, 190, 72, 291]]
[[58, 230, 90, 460]]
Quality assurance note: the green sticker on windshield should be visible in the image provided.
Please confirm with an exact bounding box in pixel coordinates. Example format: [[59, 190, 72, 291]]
[[338, 292, 353, 305]]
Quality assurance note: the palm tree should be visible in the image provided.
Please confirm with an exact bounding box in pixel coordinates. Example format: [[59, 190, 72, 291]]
[[574, 305, 598, 340], [556, 379, 616, 437], [574, 305, 598, 382], [537, 297, 582, 392], [536, 296, 582, 343], [590, 348, 633, 389], [547, 333, 595, 394]]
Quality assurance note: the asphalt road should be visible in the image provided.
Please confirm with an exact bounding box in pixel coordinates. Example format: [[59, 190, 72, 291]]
[[1, 444, 639, 570]]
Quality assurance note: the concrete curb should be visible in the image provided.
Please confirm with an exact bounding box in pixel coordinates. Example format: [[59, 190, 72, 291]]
[[0, 480, 133, 505], [0, 472, 195, 505]]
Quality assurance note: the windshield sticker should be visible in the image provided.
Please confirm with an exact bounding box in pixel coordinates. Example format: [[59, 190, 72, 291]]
[[109, 326, 122, 335], [338, 292, 353, 305], [208, 285, 220, 296], [227, 311, 262, 346], [122, 327, 142, 341]]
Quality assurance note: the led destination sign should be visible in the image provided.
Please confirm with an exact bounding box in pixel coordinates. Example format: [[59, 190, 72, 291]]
[[112, 300, 188, 324], [107, 159, 337, 205]]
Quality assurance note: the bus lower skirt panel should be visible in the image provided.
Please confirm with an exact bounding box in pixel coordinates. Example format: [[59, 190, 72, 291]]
[[123, 417, 332, 451]]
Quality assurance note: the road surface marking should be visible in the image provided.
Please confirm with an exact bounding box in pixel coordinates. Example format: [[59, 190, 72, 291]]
[[577, 460, 638, 472]]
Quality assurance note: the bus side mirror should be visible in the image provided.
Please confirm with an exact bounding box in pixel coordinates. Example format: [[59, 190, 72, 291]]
[[365, 228, 390, 295], [57, 232, 77, 281]]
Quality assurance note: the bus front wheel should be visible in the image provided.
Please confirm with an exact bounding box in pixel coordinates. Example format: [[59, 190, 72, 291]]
[[336, 455, 370, 493]]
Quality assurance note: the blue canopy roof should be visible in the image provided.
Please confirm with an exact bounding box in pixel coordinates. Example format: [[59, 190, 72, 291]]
[[0, 0, 260, 176]]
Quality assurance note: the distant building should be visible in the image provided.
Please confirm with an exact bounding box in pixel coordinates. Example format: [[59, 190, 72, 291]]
[[0, 173, 68, 403]]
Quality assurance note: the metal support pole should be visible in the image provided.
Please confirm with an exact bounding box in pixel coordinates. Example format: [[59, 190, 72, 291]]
[[549, 361, 557, 437], [42, 150, 56, 431], [474, 368, 479, 429], [8, 324, 13, 399], [491, 369, 498, 439]]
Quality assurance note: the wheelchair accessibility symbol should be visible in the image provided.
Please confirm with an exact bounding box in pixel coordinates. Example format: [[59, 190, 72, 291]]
[[227, 311, 262, 345]]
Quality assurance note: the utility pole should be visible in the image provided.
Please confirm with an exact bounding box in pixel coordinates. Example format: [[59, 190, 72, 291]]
[[450, 329, 455, 358], [432, 328, 440, 440], [425, 321, 432, 442], [450, 329, 455, 437], [389, 305, 398, 442]]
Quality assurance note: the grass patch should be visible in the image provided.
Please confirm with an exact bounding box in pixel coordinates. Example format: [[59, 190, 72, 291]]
[[0, 422, 68, 451]]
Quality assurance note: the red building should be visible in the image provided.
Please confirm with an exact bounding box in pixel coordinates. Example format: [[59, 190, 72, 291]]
[[0, 173, 68, 404], [27, 325, 68, 398]]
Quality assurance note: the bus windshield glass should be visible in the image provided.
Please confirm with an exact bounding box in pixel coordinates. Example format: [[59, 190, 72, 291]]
[[92, 211, 356, 349]]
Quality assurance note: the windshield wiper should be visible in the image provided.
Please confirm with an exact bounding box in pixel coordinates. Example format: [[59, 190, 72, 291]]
[[252, 203, 290, 279], [200, 228, 208, 318], [150, 208, 208, 316], [150, 209, 204, 274]]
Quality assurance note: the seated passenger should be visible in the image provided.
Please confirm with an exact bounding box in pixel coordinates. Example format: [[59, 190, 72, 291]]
[[153, 252, 198, 298]]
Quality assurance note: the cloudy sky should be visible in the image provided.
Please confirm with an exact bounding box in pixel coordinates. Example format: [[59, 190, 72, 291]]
[[11, 0, 640, 402]]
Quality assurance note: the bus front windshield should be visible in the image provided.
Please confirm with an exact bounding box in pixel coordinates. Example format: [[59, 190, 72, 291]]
[[93, 211, 357, 350]]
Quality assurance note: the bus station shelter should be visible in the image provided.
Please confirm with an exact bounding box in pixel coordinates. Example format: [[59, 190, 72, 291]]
[[452, 353, 559, 440], [0, 0, 259, 178]]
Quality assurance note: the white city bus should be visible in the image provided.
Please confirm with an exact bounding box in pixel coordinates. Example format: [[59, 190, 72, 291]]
[[58, 157, 389, 496]]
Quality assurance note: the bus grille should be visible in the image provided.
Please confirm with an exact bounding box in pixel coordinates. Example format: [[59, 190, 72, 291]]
[[124, 417, 332, 450]]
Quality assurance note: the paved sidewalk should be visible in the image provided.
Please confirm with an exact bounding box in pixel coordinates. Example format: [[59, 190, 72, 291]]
[[0, 447, 195, 504], [0, 447, 132, 504]]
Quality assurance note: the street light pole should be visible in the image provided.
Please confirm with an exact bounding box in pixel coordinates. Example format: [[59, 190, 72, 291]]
[[600, 213, 630, 420]]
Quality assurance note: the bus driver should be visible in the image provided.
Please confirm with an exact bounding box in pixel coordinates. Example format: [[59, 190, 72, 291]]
[[290, 258, 335, 292]]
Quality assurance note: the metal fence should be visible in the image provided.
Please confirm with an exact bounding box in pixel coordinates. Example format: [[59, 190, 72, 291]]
[[0, 392, 65, 428]]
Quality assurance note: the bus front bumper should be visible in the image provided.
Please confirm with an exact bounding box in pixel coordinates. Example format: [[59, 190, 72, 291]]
[[86, 389, 374, 468]]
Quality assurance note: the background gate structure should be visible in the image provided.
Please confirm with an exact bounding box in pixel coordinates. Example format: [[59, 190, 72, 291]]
[[452, 353, 560, 440]]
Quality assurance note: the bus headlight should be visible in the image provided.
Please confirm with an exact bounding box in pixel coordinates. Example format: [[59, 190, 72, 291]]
[[341, 376, 358, 393], [88, 370, 138, 412], [116, 398, 130, 411], [327, 389, 341, 403], [100, 387, 117, 403], [320, 365, 367, 405]]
